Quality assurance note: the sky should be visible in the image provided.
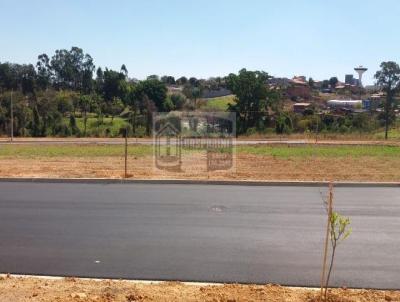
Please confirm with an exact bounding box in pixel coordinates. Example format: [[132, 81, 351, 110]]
[[1, 0, 400, 85]]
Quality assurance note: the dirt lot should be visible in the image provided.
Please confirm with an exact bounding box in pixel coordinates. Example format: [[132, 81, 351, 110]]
[[0, 152, 399, 182], [0, 275, 399, 302]]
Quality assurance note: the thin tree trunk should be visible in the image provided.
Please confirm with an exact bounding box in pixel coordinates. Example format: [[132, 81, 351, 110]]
[[385, 91, 392, 140], [132, 108, 137, 134], [324, 244, 336, 301], [84, 110, 87, 136], [385, 100, 389, 140]]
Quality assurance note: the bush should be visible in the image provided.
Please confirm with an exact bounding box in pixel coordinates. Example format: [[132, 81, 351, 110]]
[[119, 124, 133, 137], [245, 127, 258, 136], [339, 125, 349, 133], [297, 119, 311, 132], [54, 124, 71, 137], [134, 126, 147, 138]]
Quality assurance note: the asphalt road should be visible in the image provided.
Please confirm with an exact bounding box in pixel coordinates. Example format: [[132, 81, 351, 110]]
[[0, 181, 399, 289]]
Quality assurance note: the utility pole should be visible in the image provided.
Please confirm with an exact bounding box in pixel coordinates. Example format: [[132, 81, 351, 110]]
[[124, 128, 128, 178], [10, 89, 14, 142]]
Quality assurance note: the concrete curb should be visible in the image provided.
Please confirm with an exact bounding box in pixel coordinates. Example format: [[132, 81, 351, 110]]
[[0, 273, 223, 287], [0, 177, 399, 187]]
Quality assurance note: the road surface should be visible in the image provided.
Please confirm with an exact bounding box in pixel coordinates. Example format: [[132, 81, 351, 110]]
[[0, 181, 399, 289]]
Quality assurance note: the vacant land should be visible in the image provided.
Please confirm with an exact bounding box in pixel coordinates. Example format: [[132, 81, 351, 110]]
[[0, 144, 399, 181], [200, 95, 236, 111], [0, 275, 399, 302]]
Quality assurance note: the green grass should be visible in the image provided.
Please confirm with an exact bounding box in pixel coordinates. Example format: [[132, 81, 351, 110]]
[[373, 128, 400, 140], [0, 144, 152, 157], [237, 144, 400, 158], [200, 95, 236, 111], [1, 144, 399, 159]]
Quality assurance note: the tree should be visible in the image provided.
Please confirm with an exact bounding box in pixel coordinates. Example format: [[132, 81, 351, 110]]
[[226, 69, 271, 133], [50, 47, 95, 92], [275, 112, 293, 134], [188, 77, 198, 86], [183, 85, 202, 108], [0, 63, 37, 94], [102, 68, 128, 103], [176, 76, 188, 85], [120, 64, 128, 78], [132, 79, 167, 111], [168, 93, 186, 110], [374, 61, 400, 139], [107, 97, 125, 122], [31, 105, 42, 137], [143, 95, 156, 136], [95, 67, 104, 94], [36, 54, 52, 90], [324, 212, 351, 300], [308, 77, 315, 89], [147, 75, 159, 81], [329, 77, 338, 88], [79, 94, 95, 136], [320, 184, 351, 302], [321, 80, 330, 89], [161, 75, 176, 85], [69, 114, 80, 136], [55, 91, 76, 115]]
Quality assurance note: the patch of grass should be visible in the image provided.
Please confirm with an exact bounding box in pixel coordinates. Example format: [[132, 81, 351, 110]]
[[373, 128, 400, 139], [237, 144, 400, 158], [200, 95, 236, 111], [65, 117, 129, 137], [2, 143, 399, 160], [0, 144, 152, 157]]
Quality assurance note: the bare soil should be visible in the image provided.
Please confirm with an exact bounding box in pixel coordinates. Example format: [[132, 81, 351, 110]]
[[0, 275, 399, 302], [0, 153, 399, 182]]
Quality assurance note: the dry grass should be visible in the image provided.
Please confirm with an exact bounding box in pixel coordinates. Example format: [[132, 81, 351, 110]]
[[1, 150, 399, 181], [0, 275, 399, 302], [1, 143, 399, 181]]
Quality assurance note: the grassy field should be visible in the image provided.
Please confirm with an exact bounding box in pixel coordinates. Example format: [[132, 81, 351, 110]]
[[0, 144, 151, 157], [1, 143, 398, 158], [238, 144, 400, 157], [200, 95, 236, 111], [0, 143, 399, 181]]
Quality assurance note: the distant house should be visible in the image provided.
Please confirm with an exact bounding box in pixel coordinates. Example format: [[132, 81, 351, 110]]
[[291, 76, 308, 86], [293, 102, 311, 114], [326, 99, 379, 112], [327, 100, 363, 109], [335, 83, 359, 95], [167, 85, 183, 94], [286, 76, 311, 100], [267, 77, 292, 89]]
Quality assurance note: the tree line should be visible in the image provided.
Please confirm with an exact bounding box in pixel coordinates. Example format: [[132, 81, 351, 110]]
[[1, 46, 399, 138]]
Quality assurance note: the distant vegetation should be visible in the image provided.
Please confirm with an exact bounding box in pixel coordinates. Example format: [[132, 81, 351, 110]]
[[199, 95, 236, 111], [1, 46, 399, 138]]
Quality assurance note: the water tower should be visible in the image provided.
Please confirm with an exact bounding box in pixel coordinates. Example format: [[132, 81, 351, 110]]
[[354, 65, 368, 87]]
